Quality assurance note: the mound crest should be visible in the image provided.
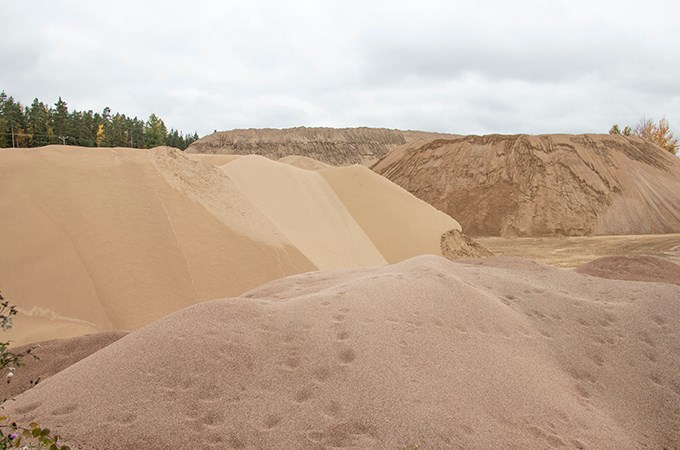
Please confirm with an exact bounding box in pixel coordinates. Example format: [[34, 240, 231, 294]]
[[373, 134, 680, 237]]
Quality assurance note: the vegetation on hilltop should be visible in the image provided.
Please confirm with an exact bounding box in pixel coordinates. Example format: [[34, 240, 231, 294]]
[[610, 117, 678, 155], [0, 91, 198, 150]]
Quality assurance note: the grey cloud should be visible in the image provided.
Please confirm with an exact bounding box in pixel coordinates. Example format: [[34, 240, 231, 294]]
[[1, 0, 680, 137]]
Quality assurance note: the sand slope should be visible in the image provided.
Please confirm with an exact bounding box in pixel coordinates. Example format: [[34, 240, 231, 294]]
[[373, 134, 680, 237], [0, 331, 127, 401], [221, 155, 386, 269], [5, 255, 679, 449], [186, 127, 456, 166], [318, 164, 460, 263], [0, 146, 469, 344]]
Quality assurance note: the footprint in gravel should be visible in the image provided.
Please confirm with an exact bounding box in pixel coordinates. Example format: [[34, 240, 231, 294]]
[[295, 385, 314, 403], [314, 366, 331, 382], [339, 348, 356, 364], [50, 404, 78, 416], [337, 330, 349, 341], [264, 414, 282, 429]]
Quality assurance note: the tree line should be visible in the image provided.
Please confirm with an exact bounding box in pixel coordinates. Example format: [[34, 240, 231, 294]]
[[0, 91, 198, 150], [609, 117, 678, 155]]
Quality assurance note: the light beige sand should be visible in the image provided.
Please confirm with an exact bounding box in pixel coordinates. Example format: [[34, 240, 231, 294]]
[[0, 146, 470, 345], [278, 155, 331, 170], [184, 153, 242, 166], [319, 164, 460, 263], [0, 146, 315, 344], [5, 255, 679, 449], [221, 156, 386, 269]]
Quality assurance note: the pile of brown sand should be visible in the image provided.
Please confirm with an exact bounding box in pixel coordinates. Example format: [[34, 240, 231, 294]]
[[6, 255, 679, 449], [575, 255, 680, 286], [185, 127, 455, 166], [0, 146, 477, 345], [0, 331, 127, 401], [373, 134, 680, 237]]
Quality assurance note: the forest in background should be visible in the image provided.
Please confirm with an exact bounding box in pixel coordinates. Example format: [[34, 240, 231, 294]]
[[0, 91, 198, 150]]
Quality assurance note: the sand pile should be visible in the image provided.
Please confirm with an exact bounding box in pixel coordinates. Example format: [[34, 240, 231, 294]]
[[0, 331, 127, 401], [5, 255, 679, 449], [185, 127, 455, 166], [0, 146, 474, 345], [373, 134, 680, 237], [576, 255, 680, 286]]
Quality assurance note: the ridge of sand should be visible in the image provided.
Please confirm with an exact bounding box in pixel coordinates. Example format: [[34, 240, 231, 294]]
[[575, 255, 680, 285], [278, 155, 332, 170], [220, 155, 386, 269], [186, 127, 456, 166], [318, 164, 464, 263], [6, 255, 679, 449], [149, 147, 292, 247], [373, 134, 680, 237]]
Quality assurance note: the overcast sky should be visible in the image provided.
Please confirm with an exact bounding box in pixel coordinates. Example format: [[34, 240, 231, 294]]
[[1, 0, 679, 137]]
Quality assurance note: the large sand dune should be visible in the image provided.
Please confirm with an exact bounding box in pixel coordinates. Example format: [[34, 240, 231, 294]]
[[0, 146, 467, 345], [6, 255, 679, 449], [186, 127, 455, 166], [373, 134, 680, 237]]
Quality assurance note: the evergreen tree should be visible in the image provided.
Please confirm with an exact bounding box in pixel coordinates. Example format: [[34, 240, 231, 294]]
[[144, 113, 167, 148], [0, 91, 197, 149], [1, 96, 27, 147], [27, 99, 50, 147], [51, 97, 69, 144]]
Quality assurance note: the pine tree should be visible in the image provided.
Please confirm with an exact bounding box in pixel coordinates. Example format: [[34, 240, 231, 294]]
[[27, 99, 50, 147], [51, 97, 69, 144]]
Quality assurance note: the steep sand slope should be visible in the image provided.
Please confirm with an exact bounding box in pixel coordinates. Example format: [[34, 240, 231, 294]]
[[0, 146, 315, 344], [220, 156, 387, 269], [373, 134, 680, 237], [318, 164, 461, 263], [186, 127, 455, 166], [6, 255, 679, 449]]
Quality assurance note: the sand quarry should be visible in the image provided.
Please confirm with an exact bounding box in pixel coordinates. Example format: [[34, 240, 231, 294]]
[[0, 139, 679, 449]]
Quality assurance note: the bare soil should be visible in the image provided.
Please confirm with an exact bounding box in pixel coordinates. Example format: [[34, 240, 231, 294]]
[[477, 233, 680, 268]]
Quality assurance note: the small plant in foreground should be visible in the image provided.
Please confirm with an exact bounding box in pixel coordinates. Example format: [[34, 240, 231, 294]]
[[0, 292, 69, 450]]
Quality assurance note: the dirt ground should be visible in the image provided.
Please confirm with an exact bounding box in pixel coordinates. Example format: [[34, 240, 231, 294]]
[[477, 233, 680, 268]]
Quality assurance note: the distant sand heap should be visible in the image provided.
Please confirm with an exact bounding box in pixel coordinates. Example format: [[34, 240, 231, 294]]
[[185, 127, 454, 166], [5, 255, 679, 449], [373, 134, 680, 237], [576, 255, 680, 286], [0, 145, 480, 344]]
